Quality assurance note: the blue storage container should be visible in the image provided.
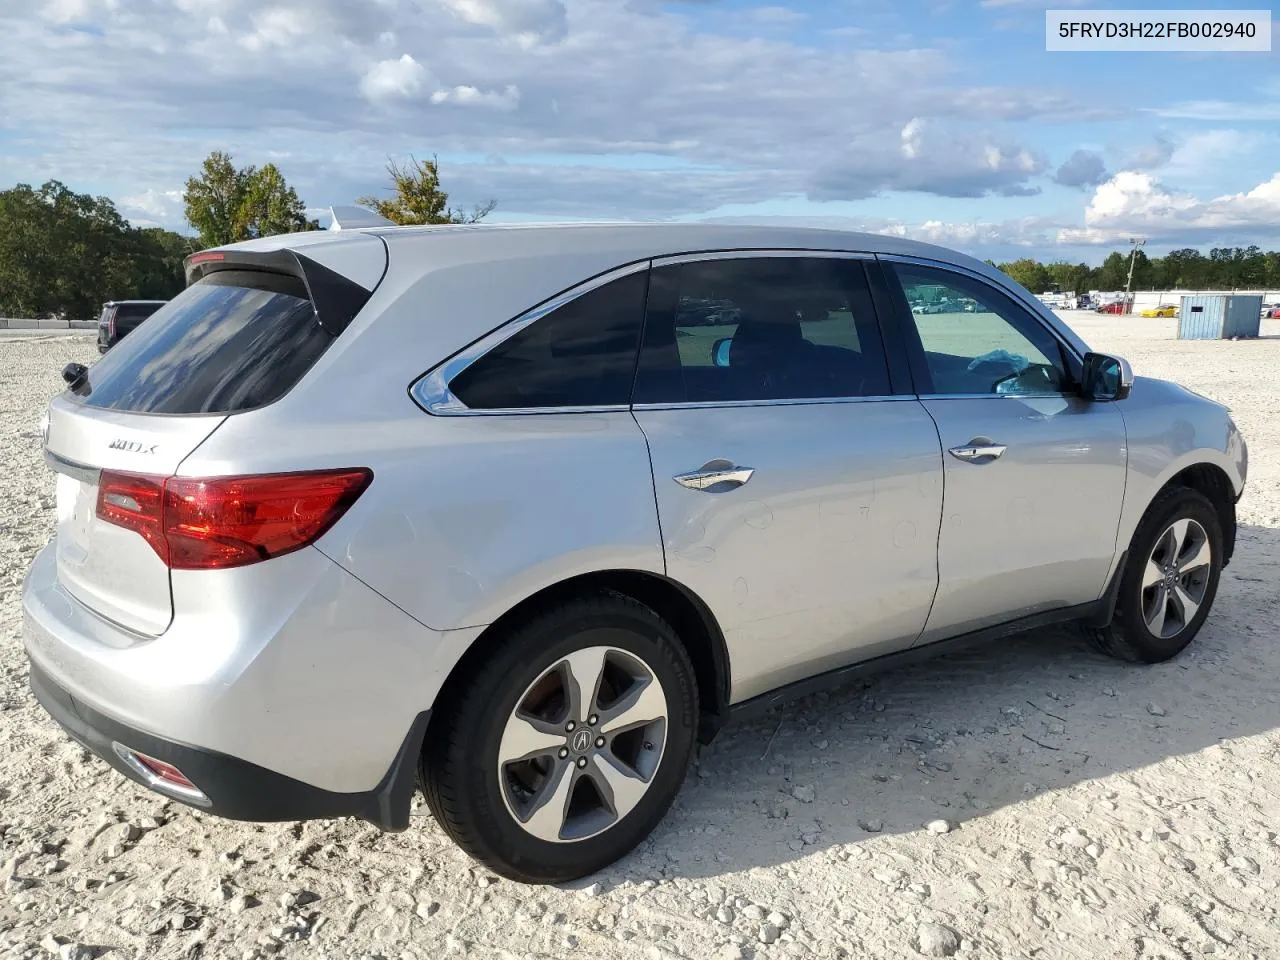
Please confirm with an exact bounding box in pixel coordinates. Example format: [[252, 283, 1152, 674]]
[[1178, 295, 1263, 339]]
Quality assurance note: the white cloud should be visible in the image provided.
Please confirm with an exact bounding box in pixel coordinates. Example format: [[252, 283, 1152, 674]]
[[1155, 100, 1280, 122], [118, 187, 185, 225], [813, 118, 1046, 200], [430, 84, 521, 110], [0, 0, 1092, 225], [1160, 130, 1262, 180], [360, 54, 429, 101], [41, 0, 99, 22], [240, 6, 311, 51], [1058, 170, 1280, 244], [901, 118, 923, 159], [441, 0, 567, 47]]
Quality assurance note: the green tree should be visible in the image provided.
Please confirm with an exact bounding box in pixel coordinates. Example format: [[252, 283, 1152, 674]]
[[1096, 251, 1130, 290], [999, 257, 1051, 293], [184, 151, 316, 248], [357, 155, 495, 226], [0, 180, 189, 320], [1045, 261, 1092, 295], [128, 227, 196, 300], [1262, 251, 1280, 288]]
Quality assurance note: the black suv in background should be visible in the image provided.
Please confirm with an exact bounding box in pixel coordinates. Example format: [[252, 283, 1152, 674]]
[[97, 300, 167, 353]]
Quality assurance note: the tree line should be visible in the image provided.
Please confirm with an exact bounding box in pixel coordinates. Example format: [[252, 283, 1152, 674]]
[[995, 247, 1280, 296], [1, 152, 493, 320], [6, 148, 1280, 321]]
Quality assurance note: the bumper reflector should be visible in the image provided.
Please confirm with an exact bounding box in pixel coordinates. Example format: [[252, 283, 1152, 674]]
[[112, 743, 211, 806]]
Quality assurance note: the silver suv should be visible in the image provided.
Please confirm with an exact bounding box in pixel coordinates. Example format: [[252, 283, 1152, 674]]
[[24, 224, 1248, 883]]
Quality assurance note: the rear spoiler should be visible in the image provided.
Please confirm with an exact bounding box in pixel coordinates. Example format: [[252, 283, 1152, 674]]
[[183, 249, 373, 338]]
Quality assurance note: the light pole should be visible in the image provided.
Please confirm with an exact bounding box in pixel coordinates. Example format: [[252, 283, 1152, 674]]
[[1124, 237, 1145, 314]]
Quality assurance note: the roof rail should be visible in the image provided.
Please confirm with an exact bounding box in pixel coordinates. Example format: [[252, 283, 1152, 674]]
[[328, 205, 395, 231]]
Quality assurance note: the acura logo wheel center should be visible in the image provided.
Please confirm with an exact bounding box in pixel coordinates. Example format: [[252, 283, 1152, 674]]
[[571, 729, 593, 753]]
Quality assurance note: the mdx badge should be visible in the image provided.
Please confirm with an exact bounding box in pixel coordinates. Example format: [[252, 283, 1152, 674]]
[[108, 438, 158, 455]]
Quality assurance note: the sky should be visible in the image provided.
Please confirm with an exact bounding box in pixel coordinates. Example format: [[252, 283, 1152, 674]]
[[0, 0, 1277, 263]]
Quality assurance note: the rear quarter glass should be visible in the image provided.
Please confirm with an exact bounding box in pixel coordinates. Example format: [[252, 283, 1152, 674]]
[[75, 272, 333, 415]]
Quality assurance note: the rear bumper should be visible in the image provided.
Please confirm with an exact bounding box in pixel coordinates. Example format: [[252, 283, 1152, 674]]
[[29, 660, 428, 829], [22, 539, 480, 823]]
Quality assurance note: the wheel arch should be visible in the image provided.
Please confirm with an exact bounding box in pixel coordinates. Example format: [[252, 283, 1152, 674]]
[[1160, 461, 1237, 566], [428, 570, 732, 745]]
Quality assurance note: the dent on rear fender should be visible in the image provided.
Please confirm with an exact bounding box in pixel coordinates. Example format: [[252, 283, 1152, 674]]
[[311, 411, 667, 632]]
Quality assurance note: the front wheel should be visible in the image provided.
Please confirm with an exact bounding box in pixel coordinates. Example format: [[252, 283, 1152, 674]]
[[1089, 487, 1223, 663], [420, 592, 699, 883]]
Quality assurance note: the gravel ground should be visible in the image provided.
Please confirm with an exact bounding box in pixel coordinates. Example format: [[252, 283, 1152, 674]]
[[2, 317, 1279, 960]]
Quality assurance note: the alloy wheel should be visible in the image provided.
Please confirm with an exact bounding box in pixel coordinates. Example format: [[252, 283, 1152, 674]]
[[497, 646, 668, 843], [1142, 517, 1212, 640]]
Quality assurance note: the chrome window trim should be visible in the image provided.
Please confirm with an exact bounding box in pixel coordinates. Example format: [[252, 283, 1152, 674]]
[[633, 395, 907, 412], [915, 392, 1073, 401], [876, 252, 1085, 366], [409, 260, 652, 416]]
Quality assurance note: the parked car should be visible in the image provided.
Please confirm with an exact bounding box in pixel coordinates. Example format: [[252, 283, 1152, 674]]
[[1098, 300, 1127, 315], [96, 300, 167, 353], [1140, 305, 1178, 318], [25, 225, 1247, 883], [1263, 304, 1280, 319]]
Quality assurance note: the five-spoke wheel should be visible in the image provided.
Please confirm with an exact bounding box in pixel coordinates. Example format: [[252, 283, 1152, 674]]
[[499, 646, 668, 843], [1090, 486, 1223, 663], [1141, 517, 1212, 640], [420, 593, 698, 883]]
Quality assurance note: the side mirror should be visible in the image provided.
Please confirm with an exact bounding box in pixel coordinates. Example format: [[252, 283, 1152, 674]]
[[1081, 352, 1133, 401], [712, 338, 733, 368]]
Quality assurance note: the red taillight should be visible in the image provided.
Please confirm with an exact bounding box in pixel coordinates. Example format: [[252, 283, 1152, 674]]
[[97, 471, 167, 560], [96, 468, 372, 570], [106, 306, 117, 340], [132, 752, 199, 790], [187, 251, 225, 266]]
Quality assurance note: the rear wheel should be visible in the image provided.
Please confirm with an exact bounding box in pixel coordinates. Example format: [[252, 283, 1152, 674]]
[[421, 592, 698, 883], [1089, 487, 1223, 663]]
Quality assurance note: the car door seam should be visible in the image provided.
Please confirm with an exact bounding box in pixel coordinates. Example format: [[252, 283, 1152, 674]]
[[629, 408, 668, 577], [915, 398, 946, 643]]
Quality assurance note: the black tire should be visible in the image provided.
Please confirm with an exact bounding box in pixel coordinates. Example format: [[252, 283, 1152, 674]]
[[420, 591, 699, 883], [1087, 486, 1223, 663]]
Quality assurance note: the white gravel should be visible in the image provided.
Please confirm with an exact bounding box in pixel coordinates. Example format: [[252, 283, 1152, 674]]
[[2, 317, 1279, 960]]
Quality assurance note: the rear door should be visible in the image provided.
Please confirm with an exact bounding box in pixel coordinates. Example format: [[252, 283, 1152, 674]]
[[631, 253, 944, 703], [881, 258, 1127, 642], [44, 257, 376, 635]]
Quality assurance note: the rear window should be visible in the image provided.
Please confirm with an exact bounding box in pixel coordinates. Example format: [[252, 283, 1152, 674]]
[[116, 303, 164, 320], [77, 272, 332, 414]]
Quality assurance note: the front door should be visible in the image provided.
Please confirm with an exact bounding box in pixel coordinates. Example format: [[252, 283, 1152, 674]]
[[631, 253, 944, 703], [884, 260, 1127, 643]]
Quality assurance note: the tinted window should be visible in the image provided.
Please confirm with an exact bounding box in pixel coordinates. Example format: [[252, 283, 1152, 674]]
[[116, 303, 164, 320], [892, 265, 1068, 396], [79, 272, 331, 414], [634, 257, 891, 404], [449, 271, 648, 410]]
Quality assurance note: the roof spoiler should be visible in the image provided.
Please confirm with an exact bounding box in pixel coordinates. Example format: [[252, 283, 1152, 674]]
[[182, 248, 373, 338], [328, 205, 395, 230]]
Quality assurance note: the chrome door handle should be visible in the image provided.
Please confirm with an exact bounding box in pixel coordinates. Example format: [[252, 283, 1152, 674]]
[[673, 463, 755, 491], [948, 439, 1007, 463]]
